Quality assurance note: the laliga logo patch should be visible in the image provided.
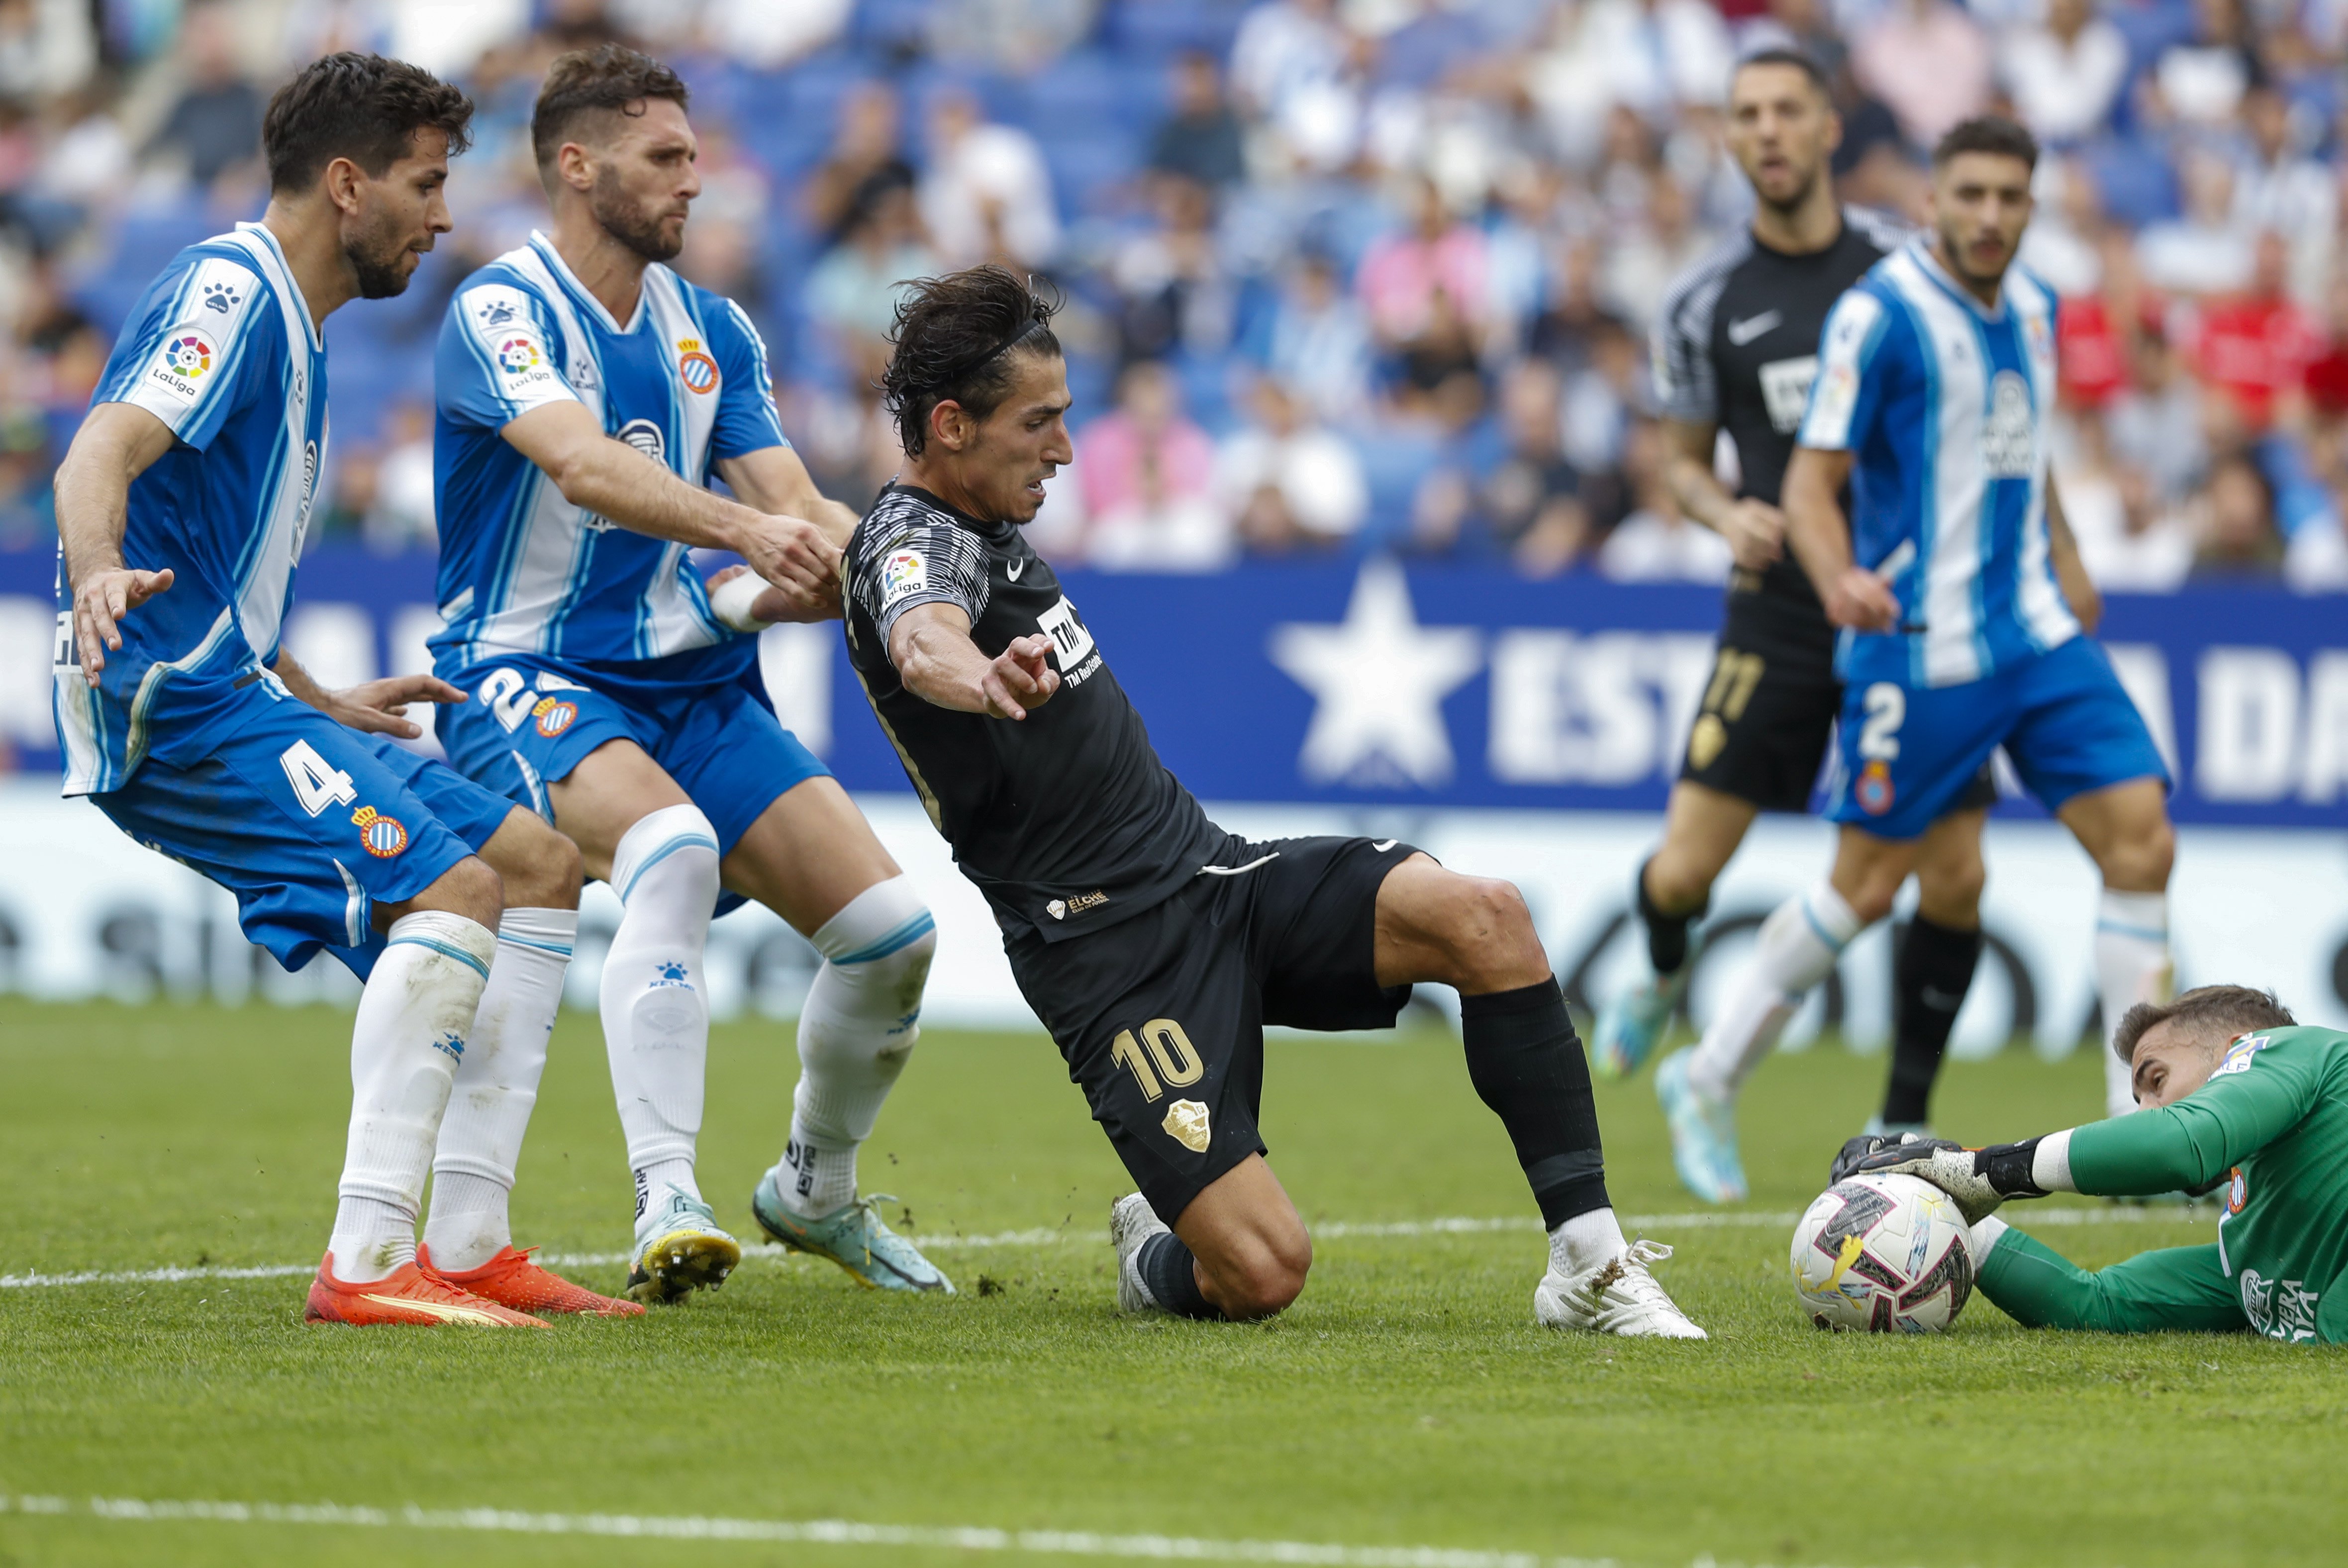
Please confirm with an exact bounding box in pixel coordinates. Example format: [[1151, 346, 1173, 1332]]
[[166, 333, 214, 379], [881, 548, 928, 606], [2216, 1033, 2270, 1076], [496, 335, 543, 376], [531, 694, 577, 737], [351, 804, 409, 859], [1162, 1098, 1211, 1153], [676, 337, 720, 394], [1856, 760, 1895, 816]]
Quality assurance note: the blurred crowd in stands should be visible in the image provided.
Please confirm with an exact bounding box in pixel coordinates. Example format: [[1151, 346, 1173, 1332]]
[[0, 0, 2345, 589]]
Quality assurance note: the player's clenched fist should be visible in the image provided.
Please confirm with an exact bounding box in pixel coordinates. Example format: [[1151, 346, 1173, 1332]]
[[1717, 499, 1787, 571], [982, 634, 1060, 720], [73, 566, 176, 683]]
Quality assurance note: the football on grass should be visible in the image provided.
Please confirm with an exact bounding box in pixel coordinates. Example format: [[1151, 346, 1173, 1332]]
[[1789, 1172, 1975, 1333]]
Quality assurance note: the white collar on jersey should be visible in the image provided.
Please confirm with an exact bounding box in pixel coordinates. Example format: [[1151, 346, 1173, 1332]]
[[232, 220, 322, 352], [1905, 237, 2015, 323], [527, 228, 651, 336]]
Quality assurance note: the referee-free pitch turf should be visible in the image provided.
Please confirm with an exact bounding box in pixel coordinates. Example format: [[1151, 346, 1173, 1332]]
[[2, 998, 2341, 1568]]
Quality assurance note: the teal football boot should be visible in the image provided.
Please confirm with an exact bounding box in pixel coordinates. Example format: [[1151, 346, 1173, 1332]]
[[751, 1169, 955, 1293], [1655, 1048, 1748, 1204], [1591, 939, 1701, 1079]]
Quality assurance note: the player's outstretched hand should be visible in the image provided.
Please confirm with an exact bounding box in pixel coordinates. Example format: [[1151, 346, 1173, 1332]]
[[325, 674, 468, 740], [1823, 565, 1900, 632], [73, 566, 175, 683], [735, 513, 842, 607], [1849, 1139, 2007, 1225], [706, 563, 840, 628], [1719, 499, 1786, 571], [982, 634, 1061, 720]]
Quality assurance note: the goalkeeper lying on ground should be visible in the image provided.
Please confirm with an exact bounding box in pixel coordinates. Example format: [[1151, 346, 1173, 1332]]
[[1833, 985, 2348, 1345]]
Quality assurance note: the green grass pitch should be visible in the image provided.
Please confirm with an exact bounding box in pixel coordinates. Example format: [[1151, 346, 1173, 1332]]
[[3, 996, 2343, 1568]]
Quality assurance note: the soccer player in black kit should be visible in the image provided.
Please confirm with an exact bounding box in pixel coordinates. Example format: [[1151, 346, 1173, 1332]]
[[840, 267, 1703, 1337], [1593, 51, 2008, 1202]]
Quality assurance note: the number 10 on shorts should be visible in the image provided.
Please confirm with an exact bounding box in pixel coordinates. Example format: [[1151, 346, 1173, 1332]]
[[1110, 1018, 1203, 1101]]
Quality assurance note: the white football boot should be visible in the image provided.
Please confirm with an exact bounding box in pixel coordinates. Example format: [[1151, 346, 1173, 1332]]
[[1110, 1192, 1171, 1314], [1535, 1239, 1708, 1338]]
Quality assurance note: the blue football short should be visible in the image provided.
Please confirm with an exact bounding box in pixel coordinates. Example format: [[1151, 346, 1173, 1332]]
[[1827, 635, 2169, 840], [93, 679, 517, 979], [434, 650, 829, 865]]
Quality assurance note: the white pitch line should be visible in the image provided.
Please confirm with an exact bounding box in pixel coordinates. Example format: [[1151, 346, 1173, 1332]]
[[0, 1206, 2205, 1292], [0, 1492, 1981, 1568]]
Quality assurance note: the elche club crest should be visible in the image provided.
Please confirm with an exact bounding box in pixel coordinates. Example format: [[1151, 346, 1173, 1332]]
[[676, 338, 719, 394], [351, 804, 408, 859]]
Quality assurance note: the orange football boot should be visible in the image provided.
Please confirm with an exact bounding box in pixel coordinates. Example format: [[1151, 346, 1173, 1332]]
[[419, 1243, 645, 1318], [303, 1251, 548, 1328]]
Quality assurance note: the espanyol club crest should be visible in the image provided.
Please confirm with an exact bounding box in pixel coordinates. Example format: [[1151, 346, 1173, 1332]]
[[532, 695, 577, 737], [676, 337, 720, 394], [1857, 760, 1895, 816], [351, 804, 409, 859]]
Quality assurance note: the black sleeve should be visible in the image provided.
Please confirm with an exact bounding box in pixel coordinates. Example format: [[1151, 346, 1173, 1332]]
[[850, 502, 993, 660]]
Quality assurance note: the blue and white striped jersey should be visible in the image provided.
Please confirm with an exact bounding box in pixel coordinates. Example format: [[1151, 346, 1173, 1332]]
[[53, 222, 329, 796], [429, 232, 788, 677], [1798, 239, 2078, 688]]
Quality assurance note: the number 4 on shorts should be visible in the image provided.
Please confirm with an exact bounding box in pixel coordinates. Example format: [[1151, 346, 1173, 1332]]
[[281, 738, 357, 817]]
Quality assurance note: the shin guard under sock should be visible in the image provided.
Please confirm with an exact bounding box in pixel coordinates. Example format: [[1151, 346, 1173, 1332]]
[[1459, 980, 1610, 1228]]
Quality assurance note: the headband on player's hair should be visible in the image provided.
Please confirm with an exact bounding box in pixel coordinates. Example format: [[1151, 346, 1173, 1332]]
[[911, 297, 1049, 395]]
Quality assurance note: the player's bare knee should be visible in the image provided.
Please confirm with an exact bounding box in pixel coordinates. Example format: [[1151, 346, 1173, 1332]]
[[1644, 852, 1717, 918], [1915, 850, 1985, 925], [491, 815, 583, 909], [1447, 878, 1548, 992], [417, 855, 503, 930], [1220, 1238, 1310, 1320], [2101, 818, 2175, 893]]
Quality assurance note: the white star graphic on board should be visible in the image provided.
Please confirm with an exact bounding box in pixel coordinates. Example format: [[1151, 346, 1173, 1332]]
[[1269, 558, 1482, 788]]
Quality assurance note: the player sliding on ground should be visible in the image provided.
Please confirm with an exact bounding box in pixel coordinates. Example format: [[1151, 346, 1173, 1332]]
[[429, 45, 949, 1302], [839, 266, 1702, 1337], [1840, 986, 2348, 1343], [54, 54, 634, 1327], [1661, 115, 2173, 1199], [1609, 48, 1997, 1202]]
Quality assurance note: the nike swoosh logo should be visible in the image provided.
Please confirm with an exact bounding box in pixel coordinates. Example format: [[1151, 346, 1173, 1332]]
[[1007, 558, 1026, 581], [1726, 311, 1781, 347], [1372, 839, 1399, 852], [359, 1292, 508, 1326]]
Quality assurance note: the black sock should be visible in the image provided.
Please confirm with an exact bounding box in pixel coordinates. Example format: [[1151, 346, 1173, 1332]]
[[1882, 916, 1983, 1125], [1637, 858, 1703, 977], [1138, 1231, 1224, 1320], [1460, 980, 1610, 1228]]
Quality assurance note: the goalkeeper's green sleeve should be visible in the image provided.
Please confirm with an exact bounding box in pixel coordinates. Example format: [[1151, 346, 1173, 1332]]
[[2067, 1044, 2322, 1196], [1973, 1223, 2247, 1334]]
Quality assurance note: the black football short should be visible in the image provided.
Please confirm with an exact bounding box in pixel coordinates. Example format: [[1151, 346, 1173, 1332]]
[[1004, 835, 1417, 1225], [1679, 596, 1997, 815]]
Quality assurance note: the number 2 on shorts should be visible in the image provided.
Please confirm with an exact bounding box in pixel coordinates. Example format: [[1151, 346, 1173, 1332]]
[[1109, 1018, 1204, 1102]]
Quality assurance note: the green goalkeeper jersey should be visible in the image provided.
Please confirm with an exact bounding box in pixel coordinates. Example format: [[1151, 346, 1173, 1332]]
[[1980, 1026, 2348, 1344]]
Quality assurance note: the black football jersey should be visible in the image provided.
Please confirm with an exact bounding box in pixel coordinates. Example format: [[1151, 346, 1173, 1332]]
[[842, 483, 1226, 944], [1652, 207, 1905, 623]]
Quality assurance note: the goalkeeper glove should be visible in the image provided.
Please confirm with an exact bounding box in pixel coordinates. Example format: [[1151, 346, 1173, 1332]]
[[1844, 1137, 2050, 1225]]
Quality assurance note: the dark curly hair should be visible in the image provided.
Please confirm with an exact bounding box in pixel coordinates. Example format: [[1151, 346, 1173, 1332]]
[[1932, 114, 2038, 171], [881, 266, 1064, 457], [263, 52, 474, 194], [531, 44, 690, 172]]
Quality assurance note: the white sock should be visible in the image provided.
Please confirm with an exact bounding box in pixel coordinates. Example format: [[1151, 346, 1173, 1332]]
[[1687, 882, 1862, 1101], [777, 875, 937, 1217], [2096, 888, 2170, 1119], [328, 911, 497, 1283], [423, 906, 577, 1273], [601, 805, 720, 1222], [1550, 1207, 1629, 1274]]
